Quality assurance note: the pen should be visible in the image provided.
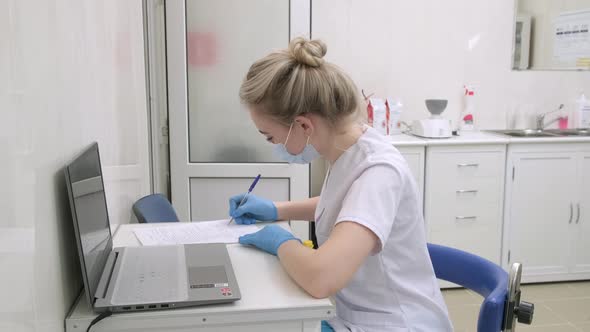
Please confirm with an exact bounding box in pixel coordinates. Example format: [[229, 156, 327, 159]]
[[228, 174, 261, 225]]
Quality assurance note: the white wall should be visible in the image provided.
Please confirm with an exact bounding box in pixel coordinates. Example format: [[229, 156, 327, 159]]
[[312, 0, 590, 130], [0, 1, 150, 331]]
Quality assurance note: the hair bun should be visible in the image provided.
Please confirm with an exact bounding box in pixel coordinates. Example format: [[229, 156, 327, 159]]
[[288, 37, 327, 68]]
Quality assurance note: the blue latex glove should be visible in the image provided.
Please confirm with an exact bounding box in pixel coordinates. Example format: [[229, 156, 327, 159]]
[[239, 225, 300, 256], [229, 193, 278, 225]]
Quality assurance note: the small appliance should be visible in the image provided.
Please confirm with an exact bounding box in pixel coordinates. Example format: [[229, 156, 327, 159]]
[[411, 99, 452, 138]]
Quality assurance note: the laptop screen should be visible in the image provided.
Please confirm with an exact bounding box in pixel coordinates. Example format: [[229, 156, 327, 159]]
[[65, 143, 113, 305]]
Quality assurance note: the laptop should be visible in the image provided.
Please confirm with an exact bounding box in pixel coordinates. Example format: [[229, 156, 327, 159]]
[[64, 142, 241, 313]]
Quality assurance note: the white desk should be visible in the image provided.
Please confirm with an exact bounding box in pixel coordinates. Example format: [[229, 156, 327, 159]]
[[65, 223, 335, 332]]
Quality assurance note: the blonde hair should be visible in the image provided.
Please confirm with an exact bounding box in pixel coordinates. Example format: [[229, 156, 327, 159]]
[[239, 37, 361, 127]]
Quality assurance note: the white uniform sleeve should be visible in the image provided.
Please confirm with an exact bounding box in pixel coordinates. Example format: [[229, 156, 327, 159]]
[[335, 164, 404, 254]]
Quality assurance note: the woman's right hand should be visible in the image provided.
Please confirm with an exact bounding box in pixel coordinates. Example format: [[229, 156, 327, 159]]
[[229, 193, 278, 225]]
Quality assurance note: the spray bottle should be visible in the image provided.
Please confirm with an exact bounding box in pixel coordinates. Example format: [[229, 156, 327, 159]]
[[460, 85, 476, 131]]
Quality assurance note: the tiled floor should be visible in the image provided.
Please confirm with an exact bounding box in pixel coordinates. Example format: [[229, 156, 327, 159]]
[[442, 281, 590, 332]]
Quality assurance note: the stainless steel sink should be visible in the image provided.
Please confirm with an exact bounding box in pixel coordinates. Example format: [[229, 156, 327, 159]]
[[488, 129, 562, 138], [545, 129, 590, 136]]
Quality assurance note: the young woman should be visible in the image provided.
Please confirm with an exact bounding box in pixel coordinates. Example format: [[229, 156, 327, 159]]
[[229, 37, 453, 332]]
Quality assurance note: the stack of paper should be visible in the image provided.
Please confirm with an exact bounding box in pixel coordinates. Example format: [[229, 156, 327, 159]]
[[133, 219, 259, 246]]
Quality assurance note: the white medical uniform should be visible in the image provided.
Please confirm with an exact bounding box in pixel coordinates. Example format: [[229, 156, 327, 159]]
[[315, 127, 453, 332]]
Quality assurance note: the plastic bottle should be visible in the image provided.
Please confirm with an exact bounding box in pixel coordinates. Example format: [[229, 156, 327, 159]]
[[367, 98, 389, 135], [460, 86, 475, 131], [386, 98, 403, 135], [575, 93, 590, 128]]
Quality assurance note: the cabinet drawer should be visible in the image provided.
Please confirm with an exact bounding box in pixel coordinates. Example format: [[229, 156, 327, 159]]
[[427, 203, 501, 232], [428, 177, 503, 206], [428, 201, 503, 264], [429, 225, 502, 264], [428, 151, 504, 180]]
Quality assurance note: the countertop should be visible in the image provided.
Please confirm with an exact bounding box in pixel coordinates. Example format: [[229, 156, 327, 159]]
[[387, 133, 428, 147], [388, 131, 590, 147], [485, 132, 590, 144], [389, 131, 509, 147]]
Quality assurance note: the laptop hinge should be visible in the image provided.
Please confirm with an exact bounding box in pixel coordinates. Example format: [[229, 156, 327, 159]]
[[95, 251, 119, 300]]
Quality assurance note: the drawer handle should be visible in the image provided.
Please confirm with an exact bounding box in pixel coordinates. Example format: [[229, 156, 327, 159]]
[[569, 203, 573, 224], [456, 190, 478, 194], [456, 216, 477, 220], [457, 163, 479, 168]]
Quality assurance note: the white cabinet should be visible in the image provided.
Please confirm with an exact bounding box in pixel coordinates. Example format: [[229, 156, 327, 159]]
[[425, 145, 506, 266], [503, 143, 590, 282], [397, 145, 425, 207], [505, 151, 576, 278], [570, 150, 590, 274]]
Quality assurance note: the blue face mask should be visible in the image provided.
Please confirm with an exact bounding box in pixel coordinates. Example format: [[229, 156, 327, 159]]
[[273, 122, 320, 164]]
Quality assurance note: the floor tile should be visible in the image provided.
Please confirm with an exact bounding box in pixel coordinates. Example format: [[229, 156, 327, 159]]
[[543, 298, 590, 323], [441, 288, 482, 306], [444, 282, 590, 331], [519, 323, 580, 331], [568, 281, 590, 297], [526, 303, 568, 326], [575, 322, 590, 331], [520, 283, 581, 302], [446, 304, 480, 332]]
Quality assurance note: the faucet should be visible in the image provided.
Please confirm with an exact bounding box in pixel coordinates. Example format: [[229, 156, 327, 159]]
[[536, 104, 564, 130]]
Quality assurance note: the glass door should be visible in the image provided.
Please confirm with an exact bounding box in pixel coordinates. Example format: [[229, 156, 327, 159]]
[[166, 0, 311, 239]]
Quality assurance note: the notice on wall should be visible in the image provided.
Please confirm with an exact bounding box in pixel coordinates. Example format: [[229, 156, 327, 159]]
[[553, 9, 590, 67]]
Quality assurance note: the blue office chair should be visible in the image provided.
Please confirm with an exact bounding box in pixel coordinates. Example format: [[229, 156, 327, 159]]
[[132, 193, 180, 223], [427, 243, 534, 332]]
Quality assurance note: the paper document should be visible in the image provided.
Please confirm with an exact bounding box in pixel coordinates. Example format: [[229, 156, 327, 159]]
[[133, 219, 259, 246], [553, 10, 590, 66]]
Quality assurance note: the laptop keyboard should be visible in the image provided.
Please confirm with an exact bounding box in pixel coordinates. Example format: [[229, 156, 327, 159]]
[[111, 245, 189, 305]]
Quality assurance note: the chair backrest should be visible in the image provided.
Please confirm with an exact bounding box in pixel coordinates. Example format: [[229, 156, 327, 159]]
[[427, 243, 508, 332], [132, 193, 180, 223]]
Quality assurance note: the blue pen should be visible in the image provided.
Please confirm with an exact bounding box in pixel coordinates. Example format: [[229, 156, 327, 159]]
[[228, 174, 261, 225]]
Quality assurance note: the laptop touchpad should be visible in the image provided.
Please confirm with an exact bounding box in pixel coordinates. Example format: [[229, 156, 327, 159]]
[[189, 266, 228, 289]]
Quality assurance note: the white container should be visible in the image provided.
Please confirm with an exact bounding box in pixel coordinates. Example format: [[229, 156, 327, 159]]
[[386, 98, 403, 134], [575, 94, 590, 128], [368, 98, 389, 135]]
